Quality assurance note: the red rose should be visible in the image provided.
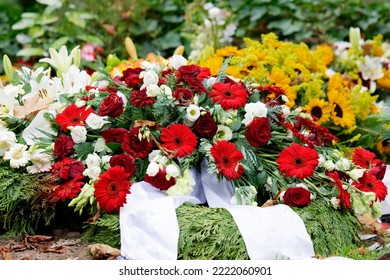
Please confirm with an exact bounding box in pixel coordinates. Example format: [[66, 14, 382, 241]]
[[130, 89, 154, 107], [52, 158, 84, 180], [54, 135, 74, 160], [122, 126, 153, 159], [245, 117, 271, 147], [121, 67, 143, 88], [193, 111, 218, 139], [101, 128, 128, 143], [283, 187, 311, 207], [98, 93, 124, 118], [173, 87, 194, 104], [175, 65, 210, 93], [109, 154, 136, 178], [144, 167, 176, 191]]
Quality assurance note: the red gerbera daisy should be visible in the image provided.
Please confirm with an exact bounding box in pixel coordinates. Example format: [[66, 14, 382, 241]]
[[94, 166, 132, 212], [352, 171, 388, 202], [327, 171, 351, 210], [276, 143, 319, 179], [210, 140, 244, 180], [209, 82, 248, 110], [160, 124, 197, 158], [352, 147, 378, 168], [51, 173, 85, 203], [55, 103, 95, 132]]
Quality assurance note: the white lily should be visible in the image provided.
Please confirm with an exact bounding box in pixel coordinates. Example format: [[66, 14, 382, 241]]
[[39, 45, 80, 74]]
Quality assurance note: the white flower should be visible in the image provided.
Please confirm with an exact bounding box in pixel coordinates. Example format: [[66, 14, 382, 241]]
[[295, 183, 308, 191], [101, 155, 112, 165], [70, 126, 87, 143], [357, 56, 384, 81], [186, 104, 201, 122], [165, 169, 195, 196], [166, 164, 180, 178], [318, 154, 326, 167], [0, 86, 17, 117], [326, 68, 336, 77], [160, 85, 173, 99], [0, 130, 17, 156], [214, 125, 233, 141], [22, 110, 57, 145], [83, 166, 101, 180], [85, 153, 101, 168], [94, 137, 112, 153], [59, 66, 92, 96], [116, 91, 128, 106], [4, 143, 30, 168], [140, 70, 159, 88], [75, 99, 87, 108], [347, 168, 365, 181], [168, 55, 188, 70], [146, 84, 161, 97], [86, 113, 110, 130], [206, 77, 217, 88], [26, 148, 53, 174], [324, 160, 336, 171], [39, 45, 80, 74], [242, 102, 268, 125], [330, 197, 340, 209], [146, 161, 160, 177], [148, 150, 168, 164], [335, 157, 350, 171]]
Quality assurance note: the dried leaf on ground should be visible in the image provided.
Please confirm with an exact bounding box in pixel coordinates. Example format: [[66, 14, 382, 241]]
[[88, 244, 121, 259], [0, 245, 13, 260]]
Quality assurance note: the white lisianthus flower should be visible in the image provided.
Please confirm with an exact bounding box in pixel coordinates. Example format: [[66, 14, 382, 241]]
[[318, 154, 326, 167], [0, 130, 17, 156], [168, 55, 187, 70], [148, 150, 169, 164], [4, 143, 30, 168], [86, 113, 110, 130], [357, 56, 384, 81], [295, 183, 308, 191], [166, 164, 180, 178], [242, 102, 268, 126], [141, 61, 160, 72], [146, 84, 161, 97], [94, 137, 112, 153], [335, 157, 350, 171], [101, 155, 112, 165], [186, 104, 201, 122], [324, 160, 336, 171], [146, 161, 160, 177], [347, 168, 365, 181], [214, 125, 232, 141], [70, 126, 87, 143], [280, 105, 291, 117], [165, 169, 195, 196], [86, 153, 101, 168], [26, 148, 54, 174], [75, 99, 87, 108], [206, 77, 217, 88], [330, 197, 340, 209], [83, 166, 101, 180], [160, 85, 173, 99], [141, 70, 159, 88], [39, 45, 80, 74]]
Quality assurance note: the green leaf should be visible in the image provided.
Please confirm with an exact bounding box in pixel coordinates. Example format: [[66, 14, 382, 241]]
[[250, 6, 267, 21], [16, 48, 46, 58], [74, 142, 95, 160], [50, 36, 70, 50], [28, 25, 45, 39], [12, 18, 35, 30]]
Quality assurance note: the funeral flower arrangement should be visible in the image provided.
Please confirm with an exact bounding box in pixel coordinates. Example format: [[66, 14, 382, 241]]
[[0, 41, 387, 232], [196, 31, 390, 164]]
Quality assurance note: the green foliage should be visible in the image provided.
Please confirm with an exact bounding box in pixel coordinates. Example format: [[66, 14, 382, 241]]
[[0, 164, 56, 235], [81, 213, 121, 249], [293, 199, 363, 257], [176, 202, 249, 260]]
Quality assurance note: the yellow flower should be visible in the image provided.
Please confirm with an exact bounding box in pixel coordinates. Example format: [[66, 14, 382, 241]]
[[349, 85, 378, 121], [313, 44, 334, 66], [304, 98, 331, 124], [327, 90, 356, 128], [377, 68, 390, 89], [200, 56, 224, 76], [216, 46, 244, 57], [377, 138, 390, 155]]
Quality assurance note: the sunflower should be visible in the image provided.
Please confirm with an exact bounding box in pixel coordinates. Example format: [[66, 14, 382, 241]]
[[327, 90, 356, 128], [210, 140, 244, 180], [377, 138, 390, 155], [276, 143, 319, 180], [94, 166, 132, 212], [304, 98, 331, 124], [352, 171, 388, 202]]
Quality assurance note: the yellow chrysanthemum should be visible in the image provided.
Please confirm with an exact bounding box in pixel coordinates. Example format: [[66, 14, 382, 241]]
[[216, 46, 244, 57], [313, 44, 334, 66], [327, 90, 356, 128], [377, 138, 390, 155], [377, 68, 390, 89], [304, 98, 332, 125]]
